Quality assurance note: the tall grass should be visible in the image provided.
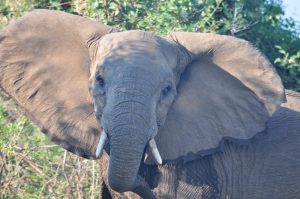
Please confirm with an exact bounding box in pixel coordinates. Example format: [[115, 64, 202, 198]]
[[0, 92, 102, 199]]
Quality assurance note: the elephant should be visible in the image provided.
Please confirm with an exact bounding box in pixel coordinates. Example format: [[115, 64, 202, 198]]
[[1, 9, 300, 199]]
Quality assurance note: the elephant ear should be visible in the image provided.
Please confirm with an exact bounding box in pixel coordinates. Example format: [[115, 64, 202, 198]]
[[0, 10, 114, 159], [153, 32, 286, 163]]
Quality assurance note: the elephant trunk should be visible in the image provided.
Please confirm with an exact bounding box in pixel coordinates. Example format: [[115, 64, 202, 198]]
[[108, 124, 148, 192], [106, 96, 155, 193]]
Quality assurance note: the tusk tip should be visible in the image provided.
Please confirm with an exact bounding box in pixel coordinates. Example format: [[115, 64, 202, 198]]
[[157, 158, 162, 165], [95, 129, 107, 158], [149, 138, 163, 165], [95, 146, 102, 158]]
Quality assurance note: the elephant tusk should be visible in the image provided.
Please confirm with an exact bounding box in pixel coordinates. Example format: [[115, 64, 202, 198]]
[[149, 139, 162, 165], [95, 129, 107, 158]]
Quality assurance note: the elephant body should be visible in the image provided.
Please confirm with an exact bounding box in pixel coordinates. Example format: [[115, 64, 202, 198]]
[[0, 10, 298, 199], [100, 90, 300, 199]]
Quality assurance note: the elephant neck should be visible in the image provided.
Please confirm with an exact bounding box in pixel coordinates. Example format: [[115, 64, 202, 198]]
[[212, 141, 262, 198], [139, 158, 220, 198]]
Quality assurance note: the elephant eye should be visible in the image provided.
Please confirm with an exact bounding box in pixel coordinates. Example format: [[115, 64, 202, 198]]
[[162, 85, 172, 97], [96, 75, 105, 87]]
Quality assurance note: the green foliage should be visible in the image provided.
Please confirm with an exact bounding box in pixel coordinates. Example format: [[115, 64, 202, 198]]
[[0, 0, 299, 197], [275, 45, 300, 88]]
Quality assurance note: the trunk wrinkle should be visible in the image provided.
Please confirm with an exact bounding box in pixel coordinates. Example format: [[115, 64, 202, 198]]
[[112, 100, 149, 109], [112, 111, 148, 126]]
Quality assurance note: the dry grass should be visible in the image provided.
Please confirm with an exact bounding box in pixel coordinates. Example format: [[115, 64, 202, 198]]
[[0, 92, 102, 199]]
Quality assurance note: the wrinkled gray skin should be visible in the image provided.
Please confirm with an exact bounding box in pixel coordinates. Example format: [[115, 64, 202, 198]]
[[89, 31, 300, 198], [99, 90, 300, 199], [90, 32, 178, 197]]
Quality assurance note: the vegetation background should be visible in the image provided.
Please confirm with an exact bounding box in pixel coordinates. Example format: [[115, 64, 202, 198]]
[[0, 0, 299, 198]]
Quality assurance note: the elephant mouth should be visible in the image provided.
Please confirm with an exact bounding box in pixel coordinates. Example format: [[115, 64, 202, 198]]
[[95, 128, 160, 198], [95, 129, 162, 165]]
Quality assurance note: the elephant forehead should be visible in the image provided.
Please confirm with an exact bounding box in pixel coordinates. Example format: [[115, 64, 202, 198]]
[[97, 48, 167, 72], [98, 31, 169, 63], [101, 30, 157, 44], [99, 42, 162, 61], [94, 30, 177, 80], [97, 50, 165, 75]]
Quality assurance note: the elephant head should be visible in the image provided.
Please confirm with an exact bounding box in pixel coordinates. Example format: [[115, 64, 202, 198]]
[[0, 10, 286, 198]]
